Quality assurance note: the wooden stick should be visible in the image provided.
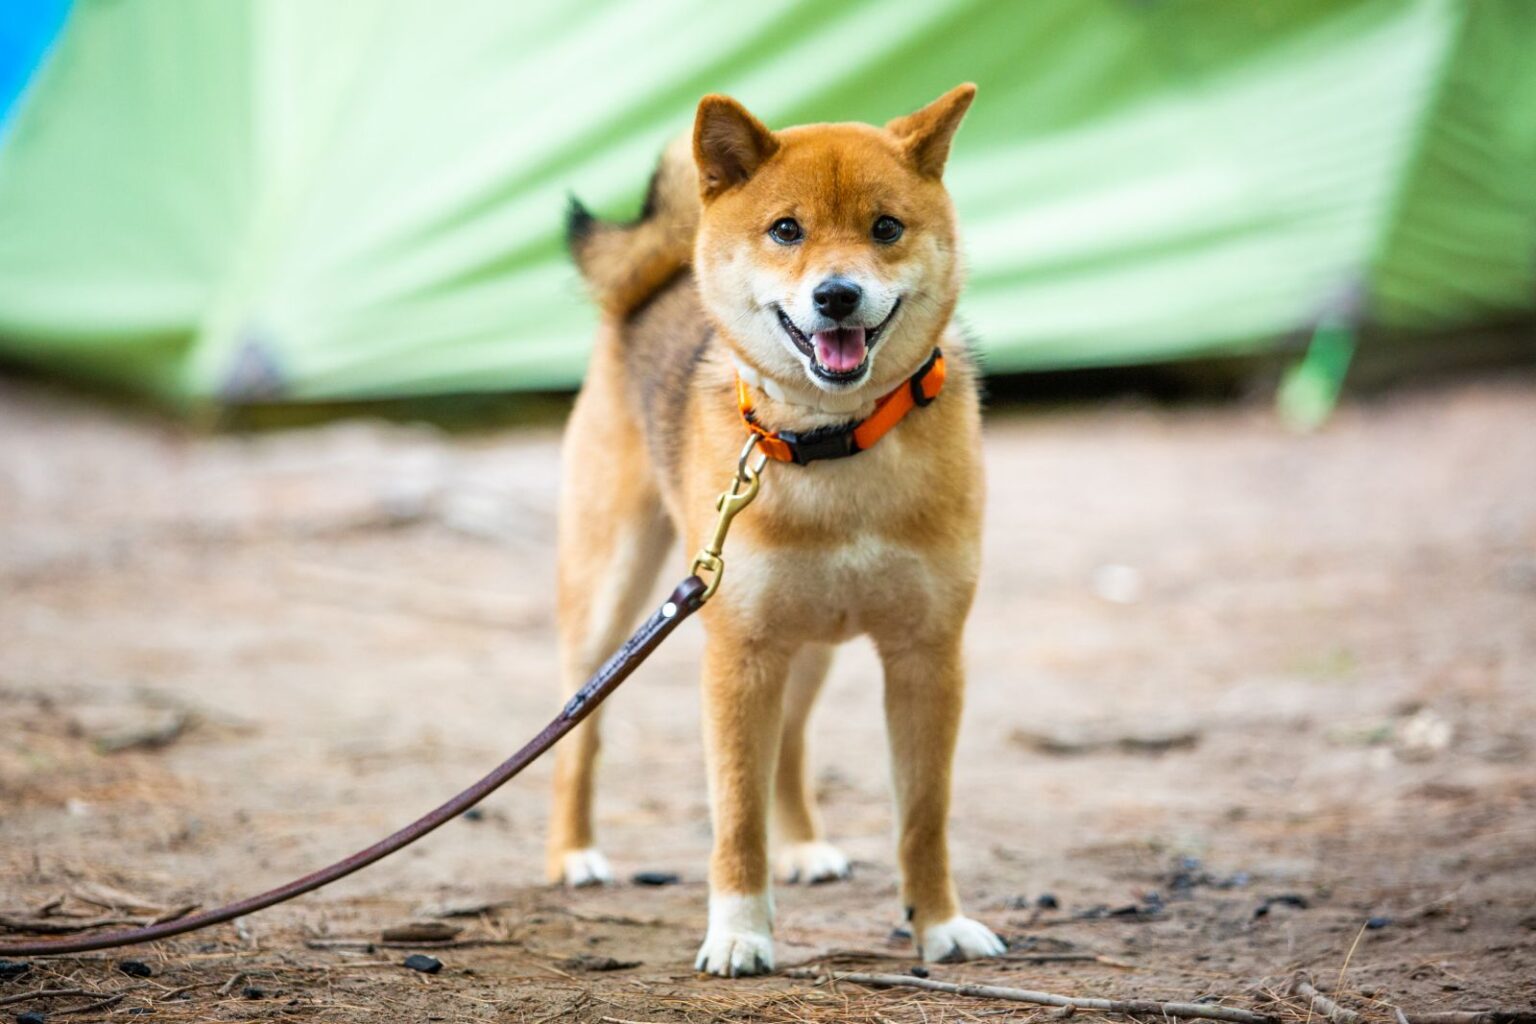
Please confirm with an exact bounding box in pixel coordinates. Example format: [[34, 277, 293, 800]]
[[781, 949, 1118, 970], [0, 988, 101, 1007], [785, 969, 1276, 1024], [0, 914, 149, 934], [1290, 975, 1363, 1024]]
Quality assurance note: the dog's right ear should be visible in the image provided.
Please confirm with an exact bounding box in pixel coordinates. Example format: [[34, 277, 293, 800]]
[[693, 95, 778, 199]]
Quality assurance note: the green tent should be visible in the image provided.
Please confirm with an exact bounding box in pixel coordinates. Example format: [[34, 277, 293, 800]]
[[0, 0, 1531, 405]]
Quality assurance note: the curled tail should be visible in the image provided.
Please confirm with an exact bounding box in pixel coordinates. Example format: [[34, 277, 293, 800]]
[[567, 134, 700, 318]]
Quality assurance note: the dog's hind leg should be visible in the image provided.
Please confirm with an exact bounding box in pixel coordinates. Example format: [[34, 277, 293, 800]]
[[546, 328, 674, 887], [772, 643, 850, 884]]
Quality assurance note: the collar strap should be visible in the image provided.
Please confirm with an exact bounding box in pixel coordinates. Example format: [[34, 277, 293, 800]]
[[736, 348, 946, 465]]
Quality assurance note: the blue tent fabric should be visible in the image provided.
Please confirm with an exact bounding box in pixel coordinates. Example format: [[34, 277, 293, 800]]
[[0, 0, 70, 134]]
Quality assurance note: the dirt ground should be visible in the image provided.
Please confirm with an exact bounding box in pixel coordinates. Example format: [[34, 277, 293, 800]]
[[1, 369, 1533, 1022]]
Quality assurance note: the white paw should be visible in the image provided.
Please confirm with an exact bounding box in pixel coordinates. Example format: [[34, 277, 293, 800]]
[[559, 847, 613, 888], [777, 841, 851, 884], [694, 891, 774, 977], [919, 915, 1007, 963]]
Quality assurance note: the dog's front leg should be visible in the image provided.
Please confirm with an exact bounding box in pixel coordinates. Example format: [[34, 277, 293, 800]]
[[878, 632, 1006, 963], [694, 631, 790, 977]]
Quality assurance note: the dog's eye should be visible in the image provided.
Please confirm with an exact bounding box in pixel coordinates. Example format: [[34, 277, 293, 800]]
[[872, 215, 905, 243], [768, 218, 803, 245]]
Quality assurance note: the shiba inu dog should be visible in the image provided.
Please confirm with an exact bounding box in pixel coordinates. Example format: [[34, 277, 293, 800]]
[[548, 84, 1002, 976]]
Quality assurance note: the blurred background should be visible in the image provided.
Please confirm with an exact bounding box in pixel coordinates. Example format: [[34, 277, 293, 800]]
[[1, 2, 1533, 1021], [1, 0, 1533, 413]]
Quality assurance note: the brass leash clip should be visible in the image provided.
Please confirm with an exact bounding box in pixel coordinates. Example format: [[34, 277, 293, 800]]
[[689, 435, 770, 602]]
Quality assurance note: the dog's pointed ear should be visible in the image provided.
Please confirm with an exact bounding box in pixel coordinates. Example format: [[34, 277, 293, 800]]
[[694, 95, 778, 199], [886, 83, 976, 179]]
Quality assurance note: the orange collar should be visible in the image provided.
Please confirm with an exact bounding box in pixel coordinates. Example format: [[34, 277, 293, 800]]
[[736, 349, 946, 465]]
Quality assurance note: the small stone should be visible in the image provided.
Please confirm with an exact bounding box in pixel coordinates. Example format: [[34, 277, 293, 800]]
[[242, 986, 267, 999], [910, 966, 930, 978], [126, 1009, 153, 1016], [1036, 893, 1060, 910], [403, 954, 443, 974], [631, 871, 680, 886], [18, 1012, 47, 1024], [461, 808, 484, 822], [118, 960, 154, 978], [889, 926, 912, 942], [1256, 893, 1309, 917], [0, 960, 30, 982], [1366, 916, 1392, 930]]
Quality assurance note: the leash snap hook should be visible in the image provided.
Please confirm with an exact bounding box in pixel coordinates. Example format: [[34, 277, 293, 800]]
[[689, 435, 769, 602]]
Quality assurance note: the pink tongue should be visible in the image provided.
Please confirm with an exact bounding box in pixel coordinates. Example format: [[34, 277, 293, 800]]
[[812, 326, 868, 373]]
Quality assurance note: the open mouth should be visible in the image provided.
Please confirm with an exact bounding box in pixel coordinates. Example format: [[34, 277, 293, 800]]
[[775, 298, 902, 384]]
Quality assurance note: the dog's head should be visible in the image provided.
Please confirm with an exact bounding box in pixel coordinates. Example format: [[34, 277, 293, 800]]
[[691, 85, 975, 400]]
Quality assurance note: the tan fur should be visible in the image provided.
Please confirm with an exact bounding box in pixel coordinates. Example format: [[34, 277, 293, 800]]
[[568, 135, 700, 318], [549, 85, 996, 973]]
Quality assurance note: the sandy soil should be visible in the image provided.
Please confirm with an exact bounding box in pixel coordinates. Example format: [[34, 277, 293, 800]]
[[1, 370, 1533, 1022]]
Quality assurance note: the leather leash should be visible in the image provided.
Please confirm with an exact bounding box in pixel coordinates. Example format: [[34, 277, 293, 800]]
[[0, 575, 708, 958], [0, 437, 778, 958]]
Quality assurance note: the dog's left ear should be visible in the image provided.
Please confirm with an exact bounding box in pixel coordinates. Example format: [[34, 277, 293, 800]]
[[886, 83, 976, 179]]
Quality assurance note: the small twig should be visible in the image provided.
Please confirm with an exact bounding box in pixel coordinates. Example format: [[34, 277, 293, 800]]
[[1401, 1014, 1536, 1024], [1336, 923, 1369, 995], [786, 969, 1275, 1024], [219, 971, 248, 996], [782, 949, 1128, 970], [70, 881, 167, 914], [1004, 953, 1122, 965], [59, 993, 126, 1015], [32, 895, 65, 917], [530, 992, 589, 1024], [0, 988, 101, 1007], [1290, 973, 1363, 1024], [159, 981, 222, 1001], [305, 937, 524, 952], [0, 913, 148, 934], [151, 902, 200, 925], [306, 938, 376, 952]]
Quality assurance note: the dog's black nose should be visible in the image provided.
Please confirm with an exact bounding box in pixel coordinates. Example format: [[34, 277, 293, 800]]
[[813, 278, 863, 321]]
